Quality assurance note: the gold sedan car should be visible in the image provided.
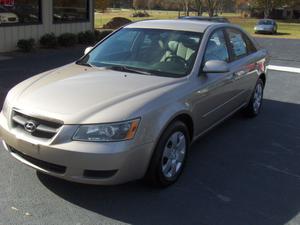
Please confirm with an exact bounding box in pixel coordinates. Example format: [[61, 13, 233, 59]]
[[0, 20, 269, 186]]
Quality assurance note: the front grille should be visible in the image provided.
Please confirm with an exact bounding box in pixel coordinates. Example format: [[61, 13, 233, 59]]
[[12, 110, 63, 139], [10, 147, 66, 174], [8, 17, 16, 22]]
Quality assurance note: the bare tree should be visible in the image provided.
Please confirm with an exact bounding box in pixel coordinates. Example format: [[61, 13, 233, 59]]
[[95, 0, 110, 12], [250, 0, 285, 18], [180, 0, 191, 16], [133, 0, 148, 10], [204, 0, 220, 17], [175, 0, 182, 17], [194, 0, 204, 16]]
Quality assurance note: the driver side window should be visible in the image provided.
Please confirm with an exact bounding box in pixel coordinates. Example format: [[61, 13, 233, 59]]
[[204, 30, 229, 63]]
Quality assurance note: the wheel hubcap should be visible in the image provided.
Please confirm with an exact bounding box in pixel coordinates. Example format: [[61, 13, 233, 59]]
[[161, 131, 186, 179], [253, 83, 263, 113]]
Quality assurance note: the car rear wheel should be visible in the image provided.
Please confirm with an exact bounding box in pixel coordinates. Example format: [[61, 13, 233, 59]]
[[243, 78, 264, 117], [144, 121, 190, 187]]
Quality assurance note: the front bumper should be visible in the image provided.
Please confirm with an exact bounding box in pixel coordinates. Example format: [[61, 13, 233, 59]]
[[0, 113, 154, 185], [254, 27, 274, 34]]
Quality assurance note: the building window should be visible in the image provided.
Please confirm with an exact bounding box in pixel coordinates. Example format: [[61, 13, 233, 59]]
[[53, 0, 89, 23], [0, 0, 41, 26]]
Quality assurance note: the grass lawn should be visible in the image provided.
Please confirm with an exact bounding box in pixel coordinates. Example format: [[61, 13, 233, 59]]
[[95, 9, 300, 39]]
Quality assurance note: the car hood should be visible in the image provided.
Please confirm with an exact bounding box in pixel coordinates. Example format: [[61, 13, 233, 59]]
[[256, 24, 274, 29], [0, 12, 17, 17], [13, 64, 181, 123]]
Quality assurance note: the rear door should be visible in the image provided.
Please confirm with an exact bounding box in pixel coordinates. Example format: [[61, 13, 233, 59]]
[[225, 28, 261, 107]]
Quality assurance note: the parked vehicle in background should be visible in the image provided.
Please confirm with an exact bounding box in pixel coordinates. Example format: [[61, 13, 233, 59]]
[[0, 20, 269, 187], [13, 4, 40, 23], [179, 16, 230, 23], [0, 5, 19, 24], [53, 7, 87, 22], [254, 19, 277, 34]]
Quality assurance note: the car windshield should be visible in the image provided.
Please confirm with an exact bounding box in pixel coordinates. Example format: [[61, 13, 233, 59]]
[[0, 6, 8, 13], [79, 28, 202, 78], [258, 20, 273, 25]]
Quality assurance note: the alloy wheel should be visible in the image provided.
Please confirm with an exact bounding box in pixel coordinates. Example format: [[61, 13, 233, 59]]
[[253, 82, 263, 113], [161, 131, 186, 179]]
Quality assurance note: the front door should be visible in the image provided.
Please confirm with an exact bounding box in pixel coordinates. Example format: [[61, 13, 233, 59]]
[[193, 29, 238, 136]]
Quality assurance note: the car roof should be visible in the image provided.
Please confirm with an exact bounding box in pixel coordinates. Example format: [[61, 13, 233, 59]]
[[125, 19, 216, 33], [180, 16, 229, 21], [180, 16, 227, 19], [259, 19, 275, 21]]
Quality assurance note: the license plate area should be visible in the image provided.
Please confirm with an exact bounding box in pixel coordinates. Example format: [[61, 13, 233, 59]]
[[16, 138, 40, 155]]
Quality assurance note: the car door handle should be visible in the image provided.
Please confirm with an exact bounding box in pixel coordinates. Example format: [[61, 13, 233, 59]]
[[233, 70, 247, 77], [197, 88, 209, 96]]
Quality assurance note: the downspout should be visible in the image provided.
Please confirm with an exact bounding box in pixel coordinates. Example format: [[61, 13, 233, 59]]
[[92, 0, 95, 30]]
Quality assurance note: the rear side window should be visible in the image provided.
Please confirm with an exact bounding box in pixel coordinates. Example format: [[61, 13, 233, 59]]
[[243, 35, 257, 54], [226, 29, 248, 60]]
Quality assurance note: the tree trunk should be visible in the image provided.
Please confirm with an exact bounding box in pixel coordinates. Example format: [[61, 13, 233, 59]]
[[197, 6, 202, 16], [185, 2, 189, 16], [264, 0, 270, 18], [208, 8, 214, 17], [177, 0, 181, 17], [264, 8, 270, 18]]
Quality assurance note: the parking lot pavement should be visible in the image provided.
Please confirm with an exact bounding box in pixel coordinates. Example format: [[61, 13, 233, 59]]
[[0, 40, 300, 225], [256, 38, 300, 68], [0, 70, 300, 225]]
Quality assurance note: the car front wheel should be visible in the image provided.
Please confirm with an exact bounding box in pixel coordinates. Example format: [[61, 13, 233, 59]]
[[145, 121, 190, 187]]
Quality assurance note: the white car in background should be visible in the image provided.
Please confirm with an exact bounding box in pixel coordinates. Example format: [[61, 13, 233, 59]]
[[0, 6, 19, 24], [254, 19, 277, 34]]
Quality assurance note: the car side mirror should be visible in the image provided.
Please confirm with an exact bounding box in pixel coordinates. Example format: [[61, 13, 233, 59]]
[[202, 60, 229, 73], [84, 46, 93, 55]]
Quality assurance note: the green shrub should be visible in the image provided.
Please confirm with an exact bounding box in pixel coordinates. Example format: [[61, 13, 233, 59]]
[[17, 38, 35, 52], [94, 30, 113, 42], [58, 33, 78, 47], [40, 33, 58, 48], [103, 17, 132, 29], [78, 31, 96, 45]]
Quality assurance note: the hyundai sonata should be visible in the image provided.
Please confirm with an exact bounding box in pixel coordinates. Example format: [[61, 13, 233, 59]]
[[0, 20, 268, 186]]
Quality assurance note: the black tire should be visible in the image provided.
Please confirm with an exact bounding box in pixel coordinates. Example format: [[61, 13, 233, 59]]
[[144, 121, 190, 187], [243, 78, 264, 117]]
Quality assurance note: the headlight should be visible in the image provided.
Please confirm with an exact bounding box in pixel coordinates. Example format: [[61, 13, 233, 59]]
[[72, 119, 140, 142]]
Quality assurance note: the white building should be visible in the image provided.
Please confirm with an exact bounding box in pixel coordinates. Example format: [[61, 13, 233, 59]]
[[0, 0, 94, 52]]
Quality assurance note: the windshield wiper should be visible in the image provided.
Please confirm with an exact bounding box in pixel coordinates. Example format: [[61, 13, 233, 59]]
[[107, 65, 153, 75], [76, 61, 93, 67]]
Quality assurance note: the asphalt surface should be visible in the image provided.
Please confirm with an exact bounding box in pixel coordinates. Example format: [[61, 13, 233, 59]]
[[0, 38, 299, 225], [256, 37, 300, 68]]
